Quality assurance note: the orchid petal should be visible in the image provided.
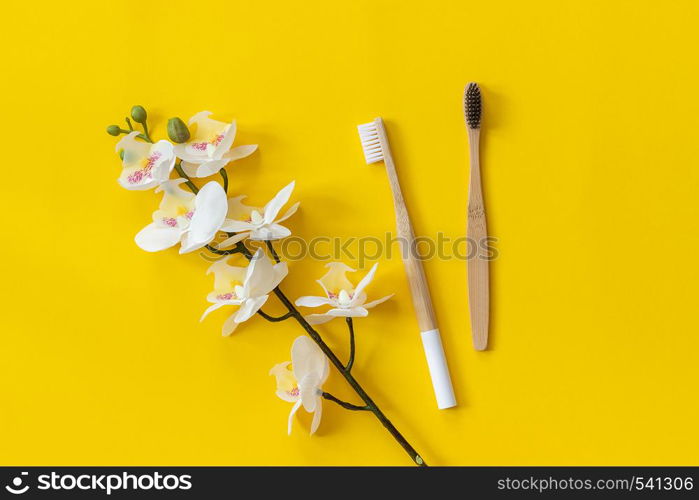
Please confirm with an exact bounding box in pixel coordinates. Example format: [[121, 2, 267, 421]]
[[352, 263, 378, 299], [221, 314, 241, 336], [226, 195, 257, 220], [188, 110, 213, 126], [291, 336, 328, 388], [180, 161, 199, 177], [287, 399, 302, 435], [234, 295, 269, 323], [115, 131, 149, 158], [200, 301, 229, 322], [134, 223, 182, 252], [249, 224, 291, 241], [326, 307, 369, 318], [304, 314, 334, 325], [295, 296, 334, 308], [244, 250, 286, 297], [173, 145, 200, 163], [275, 201, 300, 224], [220, 219, 255, 232], [212, 120, 237, 159], [269, 362, 300, 403], [217, 232, 251, 249], [195, 159, 230, 178], [270, 262, 289, 290], [310, 398, 323, 435], [118, 171, 160, 191], [223, 144, 258, 161], [298, 373, 320, 412], [263, 181, 295, 224], [317, 262, 355, 297], [179, 181, 227, 254], [363, 293, 394, 309]]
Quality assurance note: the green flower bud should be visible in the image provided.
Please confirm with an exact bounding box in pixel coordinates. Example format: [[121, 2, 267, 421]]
[[130, 105, 147, 123], [106, 125, 121, 136], [167, 117, 190, 143]]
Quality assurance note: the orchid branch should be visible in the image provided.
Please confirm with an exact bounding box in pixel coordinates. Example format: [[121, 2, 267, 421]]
[[219, 168, 229, 193], [322, 392, 369, 411], [257, 310, 293, 322], [174, 161, 199, 194], [171, 175, 427, 465], [345, 318, 355, 372], [265, 240, 281, 263], [153, 128, 429, 467]]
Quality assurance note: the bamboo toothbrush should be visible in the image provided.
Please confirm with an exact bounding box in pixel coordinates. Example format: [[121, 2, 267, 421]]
[[464, 83, 489, 351], [358, 118, 457, 410]]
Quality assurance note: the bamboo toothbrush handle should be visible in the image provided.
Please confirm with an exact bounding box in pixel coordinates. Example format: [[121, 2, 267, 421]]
[[377, 131, 436, 332], [467, 128, 489, 350], [374, 120, 456, 409]]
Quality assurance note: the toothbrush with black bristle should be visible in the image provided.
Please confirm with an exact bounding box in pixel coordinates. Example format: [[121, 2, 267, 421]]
[[464, 82, 490, 351]]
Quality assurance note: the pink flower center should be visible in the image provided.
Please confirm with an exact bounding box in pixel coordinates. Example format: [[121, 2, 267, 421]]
[[162, 217, 177, 227], [211, 133, 224, 146], [216, 292, 234, 301], [287, 387, 300, 397], [127, 152, 161, 184], [190, 134, 225, 152]]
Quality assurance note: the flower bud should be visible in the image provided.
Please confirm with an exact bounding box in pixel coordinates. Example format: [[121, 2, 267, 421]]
[[106, 125, 121, 136], [167, 117, 190, 143], [130, 105, 147, 123]]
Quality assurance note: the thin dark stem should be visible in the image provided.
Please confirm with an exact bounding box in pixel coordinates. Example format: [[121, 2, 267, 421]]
[[219, 168, 229, 193], [204, 245, 239, 256], [174, 162, 199, 194], [257, 310, 293, 322], [268, 285, 426, 466], [265, 240, 281, 263], [345, 317, 355, 372], [125, 117, 134, 131], [322, 392, 369, 411]]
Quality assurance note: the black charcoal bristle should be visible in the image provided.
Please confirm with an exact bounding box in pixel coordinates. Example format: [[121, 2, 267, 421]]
[[465, 83, 482, 129]]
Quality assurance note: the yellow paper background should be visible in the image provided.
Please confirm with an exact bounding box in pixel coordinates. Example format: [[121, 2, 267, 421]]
[[1, 1, 698, 466]]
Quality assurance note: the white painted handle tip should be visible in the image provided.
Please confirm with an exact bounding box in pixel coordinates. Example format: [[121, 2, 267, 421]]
[[420, 329, 457, 409]]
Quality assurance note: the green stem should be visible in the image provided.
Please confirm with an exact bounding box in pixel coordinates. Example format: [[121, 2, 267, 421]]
[[219, 168, 229, 194], [125, 117, 134, 131], [322, 392, 369, 411], [142, 121, 152, 142], [345, 317, 355, 372], [174, 162, 199, 194]]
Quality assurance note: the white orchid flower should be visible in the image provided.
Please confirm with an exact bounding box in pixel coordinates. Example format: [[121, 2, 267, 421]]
[[270, 336, 329, 435], [295, 263, 393, 325], [217, 181, 299, 247], [115, 131, 175, 190], [173, 111, 257, 178], [135, 179, 228, 254], [200, 249, 288, 336]]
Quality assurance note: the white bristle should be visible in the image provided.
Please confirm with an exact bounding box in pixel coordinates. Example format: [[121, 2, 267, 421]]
[[357, 121, 384, 164]]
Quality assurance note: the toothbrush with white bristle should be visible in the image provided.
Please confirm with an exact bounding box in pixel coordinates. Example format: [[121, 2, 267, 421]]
[[357, 118, 457, 410]]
